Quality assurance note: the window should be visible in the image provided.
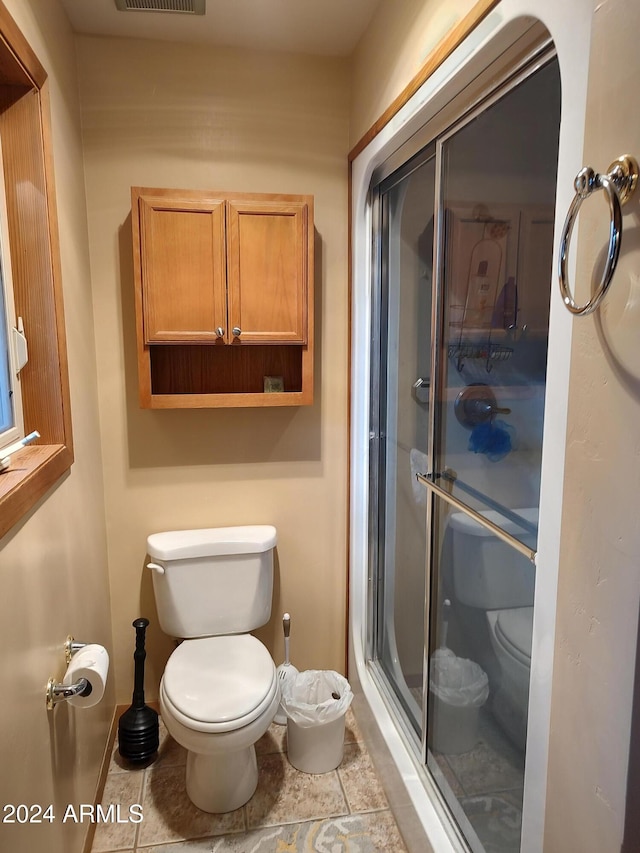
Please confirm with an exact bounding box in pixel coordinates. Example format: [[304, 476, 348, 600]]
[[0, 274, 13, 438], [0, 1, 74, 539], [0, 136, 24, 451]]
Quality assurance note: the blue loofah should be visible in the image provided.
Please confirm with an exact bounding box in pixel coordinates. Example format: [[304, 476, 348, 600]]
[[468, 419, 513, 462]]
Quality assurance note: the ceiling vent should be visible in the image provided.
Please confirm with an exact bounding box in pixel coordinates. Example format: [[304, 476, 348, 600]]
[[115, 0, 205, 13]]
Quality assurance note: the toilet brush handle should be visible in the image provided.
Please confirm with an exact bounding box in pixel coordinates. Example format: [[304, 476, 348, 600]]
[[283, 613, 291, 666]]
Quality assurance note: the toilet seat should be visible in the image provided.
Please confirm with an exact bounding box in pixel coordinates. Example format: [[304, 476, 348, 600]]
[[494, 607, 533, 667], [162, 634, 277, 734]]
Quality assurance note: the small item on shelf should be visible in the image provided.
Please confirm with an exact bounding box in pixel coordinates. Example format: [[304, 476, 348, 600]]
[[264, 375, 284, 393]]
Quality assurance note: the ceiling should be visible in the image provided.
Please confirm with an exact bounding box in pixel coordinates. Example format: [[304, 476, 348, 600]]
[[59, 0, 383, 57]]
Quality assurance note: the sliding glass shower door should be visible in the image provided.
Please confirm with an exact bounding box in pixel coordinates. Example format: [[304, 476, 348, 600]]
[[369, 52, 561, 853], [371, 148, 436, 736]]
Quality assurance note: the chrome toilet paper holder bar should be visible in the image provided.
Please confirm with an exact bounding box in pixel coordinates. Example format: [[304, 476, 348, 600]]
[[45, 635, 91, 711], [46, 676, 91, 710], [558, 154, 638, 316]]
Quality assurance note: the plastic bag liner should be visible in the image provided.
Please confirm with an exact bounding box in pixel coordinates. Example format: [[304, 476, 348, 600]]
[[281, 670, 353, 727], [429, 648, 489, 707]]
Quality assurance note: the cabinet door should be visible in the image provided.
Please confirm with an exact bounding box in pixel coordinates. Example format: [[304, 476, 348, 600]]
[[139, 195, 226, 343], [227, 198, 308, 344]]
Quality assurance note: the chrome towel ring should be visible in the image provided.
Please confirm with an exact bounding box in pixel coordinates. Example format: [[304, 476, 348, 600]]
[[558, 155, 638, 316]]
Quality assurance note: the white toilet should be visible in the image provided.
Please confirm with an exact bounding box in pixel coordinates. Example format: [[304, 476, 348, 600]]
[[448, 509, 537, 749], [146, 525, 279, 813]]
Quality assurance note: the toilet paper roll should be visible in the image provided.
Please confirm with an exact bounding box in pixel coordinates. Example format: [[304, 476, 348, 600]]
[[63, 644, 109, 708]]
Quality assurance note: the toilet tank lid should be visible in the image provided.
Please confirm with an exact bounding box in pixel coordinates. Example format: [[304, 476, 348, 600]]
[[147, 525, 277, 560], [448, 508, 538, 537]]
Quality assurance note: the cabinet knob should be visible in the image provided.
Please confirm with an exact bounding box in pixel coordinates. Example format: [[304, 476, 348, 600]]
[[216, 327, 224, 338], [232, 327, 242, 337]]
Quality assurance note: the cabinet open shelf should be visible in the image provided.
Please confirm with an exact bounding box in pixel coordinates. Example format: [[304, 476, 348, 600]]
[[146, 343, 311, 407]]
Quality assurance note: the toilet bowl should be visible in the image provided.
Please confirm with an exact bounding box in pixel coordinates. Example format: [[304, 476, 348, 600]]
[[486, 606, 533, 748], [146, 525, 279, 813], [159, 634, 279, 812], [448, 509, 537, 750]]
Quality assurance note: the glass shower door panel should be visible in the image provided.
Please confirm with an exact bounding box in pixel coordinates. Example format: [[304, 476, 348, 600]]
[[426, 495, 529, 852], [374, 153, 435, 735], [425, 57, 561, 853], [436, 58, 561, 544]]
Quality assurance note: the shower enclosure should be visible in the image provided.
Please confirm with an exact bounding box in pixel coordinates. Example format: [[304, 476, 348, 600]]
[[365, 43, 561, 853]]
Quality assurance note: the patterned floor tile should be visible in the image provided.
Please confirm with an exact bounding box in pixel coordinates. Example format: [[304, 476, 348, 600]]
[[343, 706, 363, 745], [92, 711, 409, 853], [137, 763, 244, 847], [445, 735, 523, 796], [139, 811, 406, 852], [255, 722, 287, 756], [92, 772, 144, 852], [432, 754, 465, 798], [338, 742, 388, 813], [246, 751, 348, 829], [459, 794, 522, 853], [435, 708, 525, 851]]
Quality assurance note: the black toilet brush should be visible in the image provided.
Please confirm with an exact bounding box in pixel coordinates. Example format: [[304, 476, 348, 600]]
[[118, 617, 159, 763]]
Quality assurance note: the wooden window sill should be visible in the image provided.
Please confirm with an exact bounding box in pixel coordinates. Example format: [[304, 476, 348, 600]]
[[0, 444, 73, 540]]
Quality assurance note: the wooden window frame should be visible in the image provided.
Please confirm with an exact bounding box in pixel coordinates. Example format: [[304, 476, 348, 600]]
[[0, 2, 73, 540]]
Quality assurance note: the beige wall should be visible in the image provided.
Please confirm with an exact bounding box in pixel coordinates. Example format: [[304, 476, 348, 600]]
[[0, 2, 114, 853], [544, 0, 640, 848], [76, 35, 351, 703], [350, 0, 477, 148]]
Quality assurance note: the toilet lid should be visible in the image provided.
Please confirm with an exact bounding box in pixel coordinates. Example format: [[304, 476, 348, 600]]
[[495, 607, 533, 667], [163, 635, 276, 728]]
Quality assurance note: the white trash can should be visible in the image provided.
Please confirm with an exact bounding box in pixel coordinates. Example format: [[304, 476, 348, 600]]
[[429, 648, 489, 755], [281, 670, 353, 774], [430, 691, 482, 754]]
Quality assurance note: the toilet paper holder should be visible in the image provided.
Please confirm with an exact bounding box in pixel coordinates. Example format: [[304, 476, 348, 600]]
[[45, 635, 91, 711], [46, 675, 91, 710], [64, 634, 88, 665]]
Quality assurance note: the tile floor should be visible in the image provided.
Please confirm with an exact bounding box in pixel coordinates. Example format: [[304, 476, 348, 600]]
[[433, 708, 524, 853], [91, 709, 408, 853]]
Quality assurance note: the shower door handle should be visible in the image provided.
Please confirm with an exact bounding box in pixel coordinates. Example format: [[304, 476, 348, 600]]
[[416, 473, 537, 563], [413, 377, 430, 404]]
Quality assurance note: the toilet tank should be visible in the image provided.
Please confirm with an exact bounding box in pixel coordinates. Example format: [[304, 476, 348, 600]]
[[146, 525, 277, 638], [449, 509, 537, 610]]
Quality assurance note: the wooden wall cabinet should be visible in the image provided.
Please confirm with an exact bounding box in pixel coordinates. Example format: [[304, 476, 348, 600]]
[[132, 187, 314, 408]]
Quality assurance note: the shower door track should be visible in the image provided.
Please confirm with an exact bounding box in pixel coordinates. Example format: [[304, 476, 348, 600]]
[[364, 656, 472, 850]]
